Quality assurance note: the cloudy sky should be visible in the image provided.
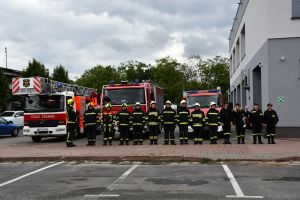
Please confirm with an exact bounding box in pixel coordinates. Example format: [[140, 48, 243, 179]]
[[0, 0, 237, 78]]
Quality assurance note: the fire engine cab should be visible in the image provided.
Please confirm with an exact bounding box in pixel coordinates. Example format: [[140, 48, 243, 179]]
[[183, 88, 224, 134], [101, 80, 164, 114], [183, 88, 224, 115], [12, 76, 98, 142]]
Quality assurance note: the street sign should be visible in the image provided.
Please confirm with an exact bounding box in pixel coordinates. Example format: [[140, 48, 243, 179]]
[[277, 96, 285, 104]]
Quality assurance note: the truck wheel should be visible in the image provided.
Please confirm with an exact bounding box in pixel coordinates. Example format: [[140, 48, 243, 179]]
[[31, 136, 42, 142], [11, 129, 19, 137]]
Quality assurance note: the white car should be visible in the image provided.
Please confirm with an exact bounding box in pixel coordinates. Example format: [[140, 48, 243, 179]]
[[0, 111, 24, 127]]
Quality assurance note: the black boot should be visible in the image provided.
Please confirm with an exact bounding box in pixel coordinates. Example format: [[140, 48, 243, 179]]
[[241, 137, 245, 144], [210, 139, 214, 144], [149, 140, 154, 145], [154, 139, 158, 145], [119, 140, 124, 145], [199, 141, 202, 145], [185, 139, 189, 145], [87, 141, 93, 146], [139, 140, 143, 145], [164, 140, 169, 145], [253, 135, 257, 144], [133, 141, 138, 145], [171, 141, 176, 145], [108, 140, 112, 145], [268, 137, 271, 144], [180, 140, 184, 145], [227, 136, 231, 144], [238, 137, 241, 144], [224, 136, 228, 144], [125, 140, 129, 145], [67, 143, 76, 147], [194, 140, 198, 145], [258, 135, 263, 144], [214, 139, 218, 144], [271, 136, 276, 144]]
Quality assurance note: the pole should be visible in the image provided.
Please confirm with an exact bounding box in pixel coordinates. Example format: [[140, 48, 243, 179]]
[[5, 47, 7, 69]]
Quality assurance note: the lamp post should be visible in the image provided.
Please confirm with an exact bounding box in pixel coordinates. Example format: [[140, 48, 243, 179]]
[[5, 47, 7, 69]]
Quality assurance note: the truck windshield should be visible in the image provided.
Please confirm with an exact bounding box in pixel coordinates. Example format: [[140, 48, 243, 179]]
[[187, 95, 220, 108], [104, 88, 145, 105], [25, 95, 65, 113]]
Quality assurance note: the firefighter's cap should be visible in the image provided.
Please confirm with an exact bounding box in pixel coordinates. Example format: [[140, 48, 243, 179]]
[[180, 100, 187, 105], [194, 103, 200, 107], [210, 101, 216, 107], [105, 103, 112, 108], [135, 102, 141, 106], [150, 101, 156, 105], [122, 103, 127, 107], [67, 99, 74, 105], [165, 100, 171, 105], [88, 102, 94, 107]]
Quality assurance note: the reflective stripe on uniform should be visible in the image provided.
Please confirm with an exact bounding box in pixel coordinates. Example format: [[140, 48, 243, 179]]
[[192, 114, 203, 118]]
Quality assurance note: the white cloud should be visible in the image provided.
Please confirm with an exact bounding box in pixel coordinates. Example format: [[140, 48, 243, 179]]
[[0, 0, 237, 78]]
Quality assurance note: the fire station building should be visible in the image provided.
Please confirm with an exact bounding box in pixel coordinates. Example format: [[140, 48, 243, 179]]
[[228, 0, 300, 137]]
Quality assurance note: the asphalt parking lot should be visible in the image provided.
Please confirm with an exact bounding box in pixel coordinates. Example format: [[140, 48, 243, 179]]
[[0, 162, 299, 200]]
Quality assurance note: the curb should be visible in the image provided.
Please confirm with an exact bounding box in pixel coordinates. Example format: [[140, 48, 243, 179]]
[[1, 156, 300, 163]]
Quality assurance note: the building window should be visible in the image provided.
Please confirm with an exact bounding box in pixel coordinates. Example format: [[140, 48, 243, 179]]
[[230, 55, 233, 76], [292, 0, 300, 19], [241, 25, 246, 59], [232, 48, 236, 71], [236, 39, 240, 66]]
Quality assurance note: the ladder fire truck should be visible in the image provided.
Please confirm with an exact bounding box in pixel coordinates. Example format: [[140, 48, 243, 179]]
[[12, 76, 98, 142]]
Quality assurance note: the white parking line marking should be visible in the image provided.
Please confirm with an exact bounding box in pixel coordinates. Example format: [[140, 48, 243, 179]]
[[85, 165, 138, 198], [222, 164, 264, 199], [0, 162, 64, 188]]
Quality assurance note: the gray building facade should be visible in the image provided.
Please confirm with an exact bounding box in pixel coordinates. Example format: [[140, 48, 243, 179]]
[[229, 0, 300, 137]]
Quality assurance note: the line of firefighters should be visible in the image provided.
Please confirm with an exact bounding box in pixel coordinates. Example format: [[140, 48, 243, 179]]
[[65, 99, 279, 147]]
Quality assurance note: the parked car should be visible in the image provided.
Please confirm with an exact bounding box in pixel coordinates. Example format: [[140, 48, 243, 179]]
[[0, 111, 24, 127], [0, 117, 20, 137]]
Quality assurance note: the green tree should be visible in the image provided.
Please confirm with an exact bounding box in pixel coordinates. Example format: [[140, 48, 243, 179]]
[[196, 56, 230, 100], [51, 65, 71, 83], [0, 69, 9, 111], [21, 58, 49, 78], [76, 65, 120, 91], [153, 57, 185, 104], [117, 60, 154, 81]]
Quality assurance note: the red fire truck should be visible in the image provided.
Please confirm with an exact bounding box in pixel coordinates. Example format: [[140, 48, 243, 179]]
[[100, 80, 163, 137], [101, 80, 164, 114], [12, 76, 98, 142], [183, 88, 224, 135], [183, 88, 224, 115]]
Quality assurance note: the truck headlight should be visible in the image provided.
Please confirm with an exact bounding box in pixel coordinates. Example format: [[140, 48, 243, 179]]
[[23, 129, 30, 132], [56, 128, 66, 132]]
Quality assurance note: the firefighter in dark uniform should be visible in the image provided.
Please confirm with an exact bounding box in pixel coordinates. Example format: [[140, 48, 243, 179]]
[[220, 102, 233, 144], [116, 103, 132, 145], [264, 103, 279, 144], [132, 102, 145, 145], [190, 103, 205, 145], [249, 103, 264, 144], [146, 101, 160, 145], [66, 99, 77, 147], [177, 100, 190, 145], [206, 102, 221, 144], [161, 100, 176, 145], [233, 103, 246, 144], [83, 102, 98, 146], [101, 103, 115, 145]]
